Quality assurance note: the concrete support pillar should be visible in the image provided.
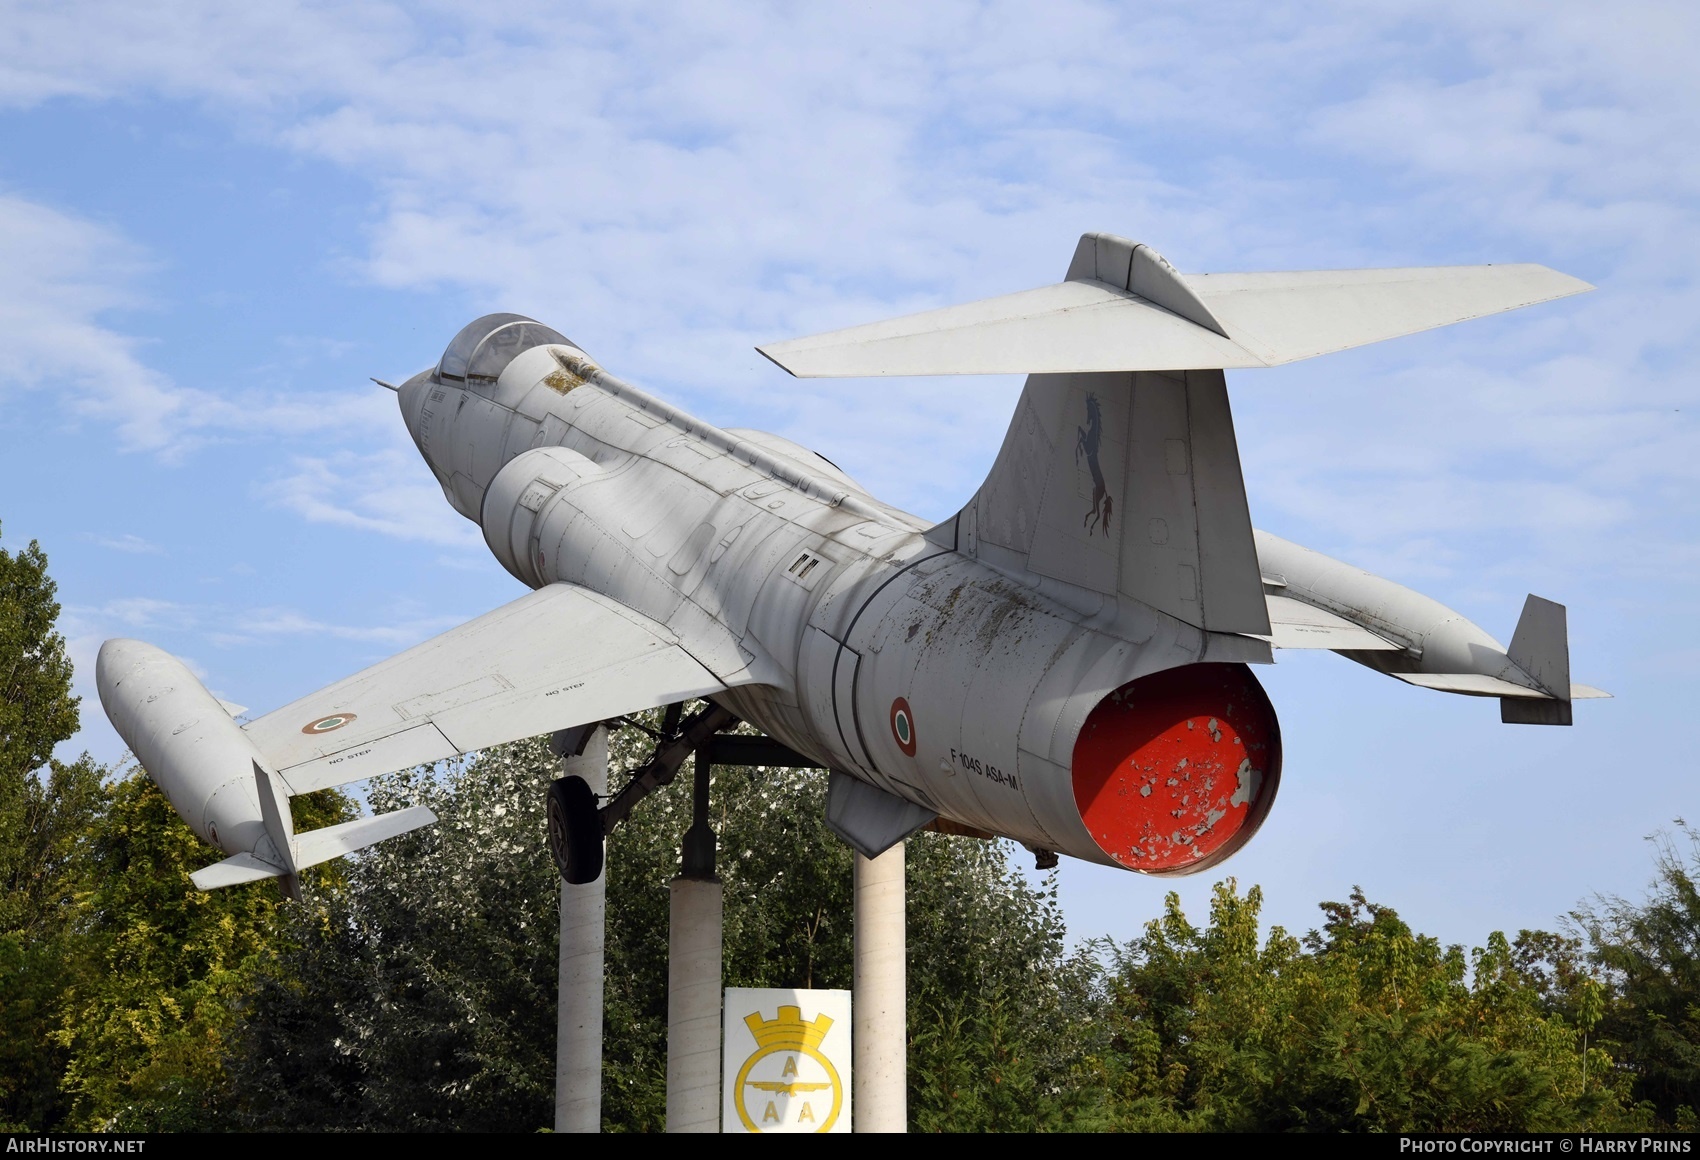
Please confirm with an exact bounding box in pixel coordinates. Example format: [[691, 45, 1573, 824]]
[[666, 877, 723, 1131], [666, 746, 722, 1132], [853, 843, 907, 1133], [555, 726, 609, 1133]]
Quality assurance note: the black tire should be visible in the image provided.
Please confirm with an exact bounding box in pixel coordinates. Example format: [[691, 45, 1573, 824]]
[[546, 775, 604, 884]]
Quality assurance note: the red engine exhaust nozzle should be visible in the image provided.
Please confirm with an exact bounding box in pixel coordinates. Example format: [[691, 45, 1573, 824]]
[[1071, 662, 1282, 875]]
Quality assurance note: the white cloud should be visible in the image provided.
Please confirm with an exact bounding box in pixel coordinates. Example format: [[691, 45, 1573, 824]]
[[65, 596, 201, 633], [63, 593, 464, 683], [85, 533, 165, 555], [268, 446, 485, 549], [3, 0, 1696, 574], [0, 189, 409, 460], [206, 606, 462, 650], [0, 194, 189, 450]]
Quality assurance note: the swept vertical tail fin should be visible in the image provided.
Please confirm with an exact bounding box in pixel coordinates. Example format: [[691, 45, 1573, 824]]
[[929, 236, 1270, 638]]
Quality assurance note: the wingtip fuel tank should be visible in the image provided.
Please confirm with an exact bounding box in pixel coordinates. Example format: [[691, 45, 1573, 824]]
[[97, 638, 280, 856], [97, 638, 436, 894]]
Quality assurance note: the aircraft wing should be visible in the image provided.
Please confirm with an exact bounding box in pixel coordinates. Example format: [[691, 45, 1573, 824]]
[[243, 583, 730, 795]]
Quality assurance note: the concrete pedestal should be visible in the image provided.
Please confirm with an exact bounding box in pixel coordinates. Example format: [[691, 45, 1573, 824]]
[[853, 843, 907, 1133], [554, 727, 608, 1133], [666, 876, 724, 1132]]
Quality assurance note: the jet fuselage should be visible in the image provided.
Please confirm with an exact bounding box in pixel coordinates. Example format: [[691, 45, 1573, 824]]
[[398, 338, 1280, 873]]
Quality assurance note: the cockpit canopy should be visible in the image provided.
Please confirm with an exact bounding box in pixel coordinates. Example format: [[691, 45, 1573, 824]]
[[437, 314, 574, 384]]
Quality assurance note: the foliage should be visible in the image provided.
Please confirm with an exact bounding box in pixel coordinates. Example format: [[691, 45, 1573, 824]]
[[227, 719, 864, 1131], [1087, 881, 1635, 1133], [906, 834, 1099, 1132], [0, 523, 79, 799], [0, 525, 103, 1131], [1574, 823, 1700, 1129], [226, 717, 1091, 1132], [51, 771, 350, 1130]]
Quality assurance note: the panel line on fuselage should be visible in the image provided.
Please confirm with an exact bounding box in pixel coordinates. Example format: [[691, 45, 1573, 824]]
[[827, 550, 951, 784]]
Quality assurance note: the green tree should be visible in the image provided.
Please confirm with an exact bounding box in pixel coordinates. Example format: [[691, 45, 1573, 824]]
[[1091, 881, 1632, 1133], [231, 721, 860, 1131], [0, 524, 79, 800], [203, 710, 1684, 1133], [230, 739, 566, 1131], [1575, 823, 1700, 1128], [52, 770, 350, 1130], [0, 524, 105, 1131], [906, 834, 1100, 1132]]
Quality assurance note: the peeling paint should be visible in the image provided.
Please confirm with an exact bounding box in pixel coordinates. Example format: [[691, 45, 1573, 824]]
[[1071, 664, 1281, 873], [543, 368, 584, 395], [1229, 758, 1261, 808]]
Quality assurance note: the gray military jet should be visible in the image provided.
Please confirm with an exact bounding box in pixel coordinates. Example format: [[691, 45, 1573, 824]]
[[98, 232, 1607, 897]]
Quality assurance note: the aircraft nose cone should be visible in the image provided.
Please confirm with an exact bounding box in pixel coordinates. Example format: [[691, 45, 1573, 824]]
[[396, 373, 446, 481], [397, 375, 427, 442]]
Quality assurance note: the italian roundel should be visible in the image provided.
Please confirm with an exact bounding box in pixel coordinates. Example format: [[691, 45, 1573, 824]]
[[889, 698, 917, 757]]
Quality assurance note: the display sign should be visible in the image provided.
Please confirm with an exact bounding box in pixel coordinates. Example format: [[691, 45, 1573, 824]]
[[721, 987, 852, 1133]]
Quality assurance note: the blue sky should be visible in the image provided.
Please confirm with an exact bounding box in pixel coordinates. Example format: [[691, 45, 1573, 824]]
[[3, 0, 1696, 949]]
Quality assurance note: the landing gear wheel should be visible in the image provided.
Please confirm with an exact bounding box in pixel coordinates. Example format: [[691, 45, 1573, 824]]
[[546, 774, 604, 884]]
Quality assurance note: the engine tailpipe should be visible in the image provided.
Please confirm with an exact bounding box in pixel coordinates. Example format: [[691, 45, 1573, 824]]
[[1072, 663, 1282, 875]]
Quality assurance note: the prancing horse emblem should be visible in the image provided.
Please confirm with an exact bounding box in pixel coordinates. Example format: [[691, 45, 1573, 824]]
[[1076, 394, 1113, 536]]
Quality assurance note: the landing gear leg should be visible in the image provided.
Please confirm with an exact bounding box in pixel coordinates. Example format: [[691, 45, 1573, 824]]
[[546, 701, 739, 886]]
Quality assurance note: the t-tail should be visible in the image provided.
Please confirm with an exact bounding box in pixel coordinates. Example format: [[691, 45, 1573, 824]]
[[759, 231, 1606, 724]]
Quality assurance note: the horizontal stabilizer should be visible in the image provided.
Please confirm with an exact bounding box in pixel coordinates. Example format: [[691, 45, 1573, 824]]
[[294, 805, 437, 869], [1265, 594, 1400, 651], [758, 232, 1591, 377], [190, 852, 288, 891]]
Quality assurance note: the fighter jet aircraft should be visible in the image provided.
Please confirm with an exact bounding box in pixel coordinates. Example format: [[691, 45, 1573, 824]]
[[97, 231, 1607, 896]]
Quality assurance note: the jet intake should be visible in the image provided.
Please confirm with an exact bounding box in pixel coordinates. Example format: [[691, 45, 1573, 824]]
[[481, 445, 605, 587], [1071, 663, 1281, 875]]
